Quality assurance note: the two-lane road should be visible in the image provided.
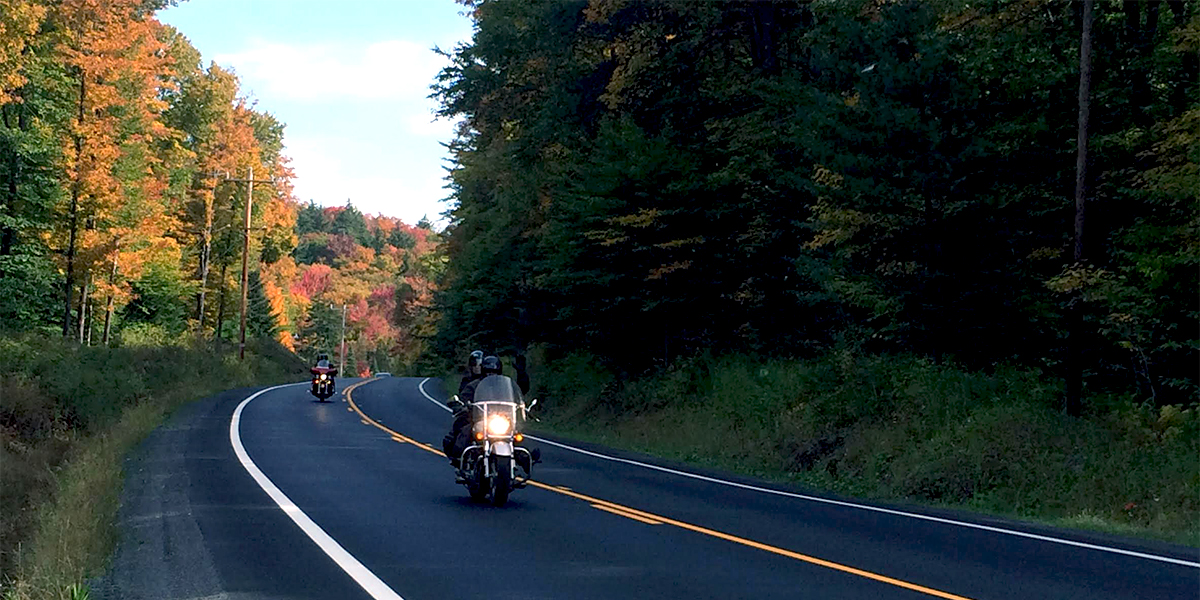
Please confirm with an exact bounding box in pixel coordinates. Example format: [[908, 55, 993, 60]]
[[93, 377, 1199, 599]]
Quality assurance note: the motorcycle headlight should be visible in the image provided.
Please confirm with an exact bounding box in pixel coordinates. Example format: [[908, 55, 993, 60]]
[[486, 414, 512, 436], [319, 374, 327, 380]]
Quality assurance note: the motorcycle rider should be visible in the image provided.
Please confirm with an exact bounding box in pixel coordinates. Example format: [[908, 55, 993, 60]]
[[311, 353, 338, 377], [310, 353, 338, 396], [443, 354, 534, 469], [458, 350, 485, 393]]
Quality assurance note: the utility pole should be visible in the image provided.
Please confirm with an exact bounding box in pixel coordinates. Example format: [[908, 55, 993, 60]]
[[216, 167, 275, 360], [339, 303, 348, 374]]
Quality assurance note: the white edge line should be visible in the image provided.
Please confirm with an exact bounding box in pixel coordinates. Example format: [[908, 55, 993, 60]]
[[415, 377, 1199, 569], [231, 383, 406, 600]]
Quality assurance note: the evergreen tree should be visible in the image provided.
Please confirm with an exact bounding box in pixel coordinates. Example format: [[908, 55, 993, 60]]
[[246, 269, 278, 338], [330, 201, 369, 246], [296, 201, 327, 235]]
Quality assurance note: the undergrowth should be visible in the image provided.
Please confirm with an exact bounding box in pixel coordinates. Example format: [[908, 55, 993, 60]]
[[0, 335, 306, 600], [527, 348, 1199, 547]]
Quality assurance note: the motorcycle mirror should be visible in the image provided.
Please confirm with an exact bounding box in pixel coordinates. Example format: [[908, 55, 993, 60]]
[[528, 398, 539, 410]]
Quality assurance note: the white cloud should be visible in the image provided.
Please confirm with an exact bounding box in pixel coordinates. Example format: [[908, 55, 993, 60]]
[[210, 38, 459, 224], [287, 136, 451, 227], [215, 39, 447, 103]]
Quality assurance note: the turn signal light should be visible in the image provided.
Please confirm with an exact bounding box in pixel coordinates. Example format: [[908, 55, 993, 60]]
[[475, 432, 484, 441], [514, 433, 524, 442]]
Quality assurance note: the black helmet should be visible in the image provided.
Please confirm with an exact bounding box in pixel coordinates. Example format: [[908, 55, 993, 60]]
[[468, 350, 484, 375], [481, 355, 502, 376]]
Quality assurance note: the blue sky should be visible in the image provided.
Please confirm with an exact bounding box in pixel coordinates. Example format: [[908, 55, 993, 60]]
[[156, 0, 475, 226]]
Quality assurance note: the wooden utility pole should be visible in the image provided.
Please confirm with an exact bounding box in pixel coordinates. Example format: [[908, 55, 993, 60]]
[[339, 303, 348, 374], [240, 168, 253, 361], [1066, 0, 1095, 417], [217, 167, 274, 360]]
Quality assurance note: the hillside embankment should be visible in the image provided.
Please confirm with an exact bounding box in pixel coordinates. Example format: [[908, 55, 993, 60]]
[[0, 335, 307, 599], [527, 350, 1198, 547]]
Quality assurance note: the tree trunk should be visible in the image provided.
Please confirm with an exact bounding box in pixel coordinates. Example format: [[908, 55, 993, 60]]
[[216, 261, 228, 343], [0, 100, 23, 257], [102, 294, 115, 345], [1066, 0, 1095, 417], [63, 74, 86, 338], [1168, 0, 1196, 116], [195, 195, 213, 333], [1124, 1, 1159, 127], [102, 240, 120, 346], [85, 296, 94, 346], [750, 3, 780, 76], [77, 274, 90, 341]]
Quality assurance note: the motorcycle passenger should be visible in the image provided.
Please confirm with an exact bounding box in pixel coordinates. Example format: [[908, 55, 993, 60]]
[[443, 355, 537, 472], [311, 353, 337, 374], [458, 350, 485, 394], [444, 355, 504, 466]]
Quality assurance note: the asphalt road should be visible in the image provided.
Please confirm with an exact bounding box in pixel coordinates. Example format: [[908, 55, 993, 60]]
[[93, 376, 1199, 600]]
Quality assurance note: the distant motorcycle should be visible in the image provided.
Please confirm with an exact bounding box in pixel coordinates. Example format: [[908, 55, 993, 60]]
[[310, 366, 337, 401], [448, 375, 539, 506]]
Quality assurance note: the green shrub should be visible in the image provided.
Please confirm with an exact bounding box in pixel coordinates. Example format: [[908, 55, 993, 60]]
[[533, 349, 1199, 545], [0, 333, 307, 597]]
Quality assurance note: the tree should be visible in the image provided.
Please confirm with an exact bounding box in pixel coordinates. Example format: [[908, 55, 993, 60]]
[[246, 268, 278, 338], [53, 0, 171, 338], [427, 0, 1197, 404], [0, 0, 46, 105], [388, 227, 416, 250], [296, 200, 326, 234], [330, 201, 369, 245], [1064, 0, 1095, 416]]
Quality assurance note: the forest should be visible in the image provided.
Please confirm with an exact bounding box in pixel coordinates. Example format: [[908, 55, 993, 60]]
[[430, 0, 1197, 411], [0, 0, 439, 370], [0, 1, 439, 587], [423, 0, 1198, 542], [0, 0, 1197, 591]]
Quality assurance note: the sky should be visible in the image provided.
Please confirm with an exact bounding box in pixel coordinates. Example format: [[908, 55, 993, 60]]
[[156, 0, 475, 227]]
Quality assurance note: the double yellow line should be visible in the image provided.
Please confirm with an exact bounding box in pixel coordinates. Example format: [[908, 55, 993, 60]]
[[344, 379, 975, 600]]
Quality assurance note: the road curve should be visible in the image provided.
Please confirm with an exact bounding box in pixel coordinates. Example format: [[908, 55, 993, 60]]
[[93, 377, 1199, 600]]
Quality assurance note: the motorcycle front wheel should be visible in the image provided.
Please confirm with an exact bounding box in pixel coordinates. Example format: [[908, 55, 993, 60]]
[[491, 456, 512, 507], [467, 459, 488, 502]]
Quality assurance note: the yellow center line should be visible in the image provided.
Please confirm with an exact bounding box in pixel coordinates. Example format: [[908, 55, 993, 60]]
[[344, 379, 976, 600], [592, 503, 664, 525]]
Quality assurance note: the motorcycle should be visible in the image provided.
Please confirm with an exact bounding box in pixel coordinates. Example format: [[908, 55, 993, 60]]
[[310, 368, 336, 401], [447, 375, 538, 506]]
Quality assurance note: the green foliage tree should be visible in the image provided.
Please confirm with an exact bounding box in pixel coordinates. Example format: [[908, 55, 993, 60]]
[[431, 0, 1199, 405], [331, 201, 369, 246], [246, 269, 278, 338], [296, 200, 327, 235], [388, 227, 416, 250]]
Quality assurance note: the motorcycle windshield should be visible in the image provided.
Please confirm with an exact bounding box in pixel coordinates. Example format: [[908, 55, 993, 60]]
[[472, 375, 522, 403]]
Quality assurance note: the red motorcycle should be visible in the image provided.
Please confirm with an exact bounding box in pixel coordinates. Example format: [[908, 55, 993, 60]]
[[310, 365, 338, 401]]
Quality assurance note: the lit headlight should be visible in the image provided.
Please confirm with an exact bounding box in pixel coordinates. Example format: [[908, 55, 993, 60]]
[[319, 374, 327, 380], [486, 414, 512, 436]]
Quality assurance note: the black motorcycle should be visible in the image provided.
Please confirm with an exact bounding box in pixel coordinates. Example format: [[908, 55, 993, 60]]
[[447, 375, 539, 506]]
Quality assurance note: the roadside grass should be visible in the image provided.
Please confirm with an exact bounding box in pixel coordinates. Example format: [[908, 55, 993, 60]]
[[0, 335, 306, 600], [526, 349, 1199, 547]]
